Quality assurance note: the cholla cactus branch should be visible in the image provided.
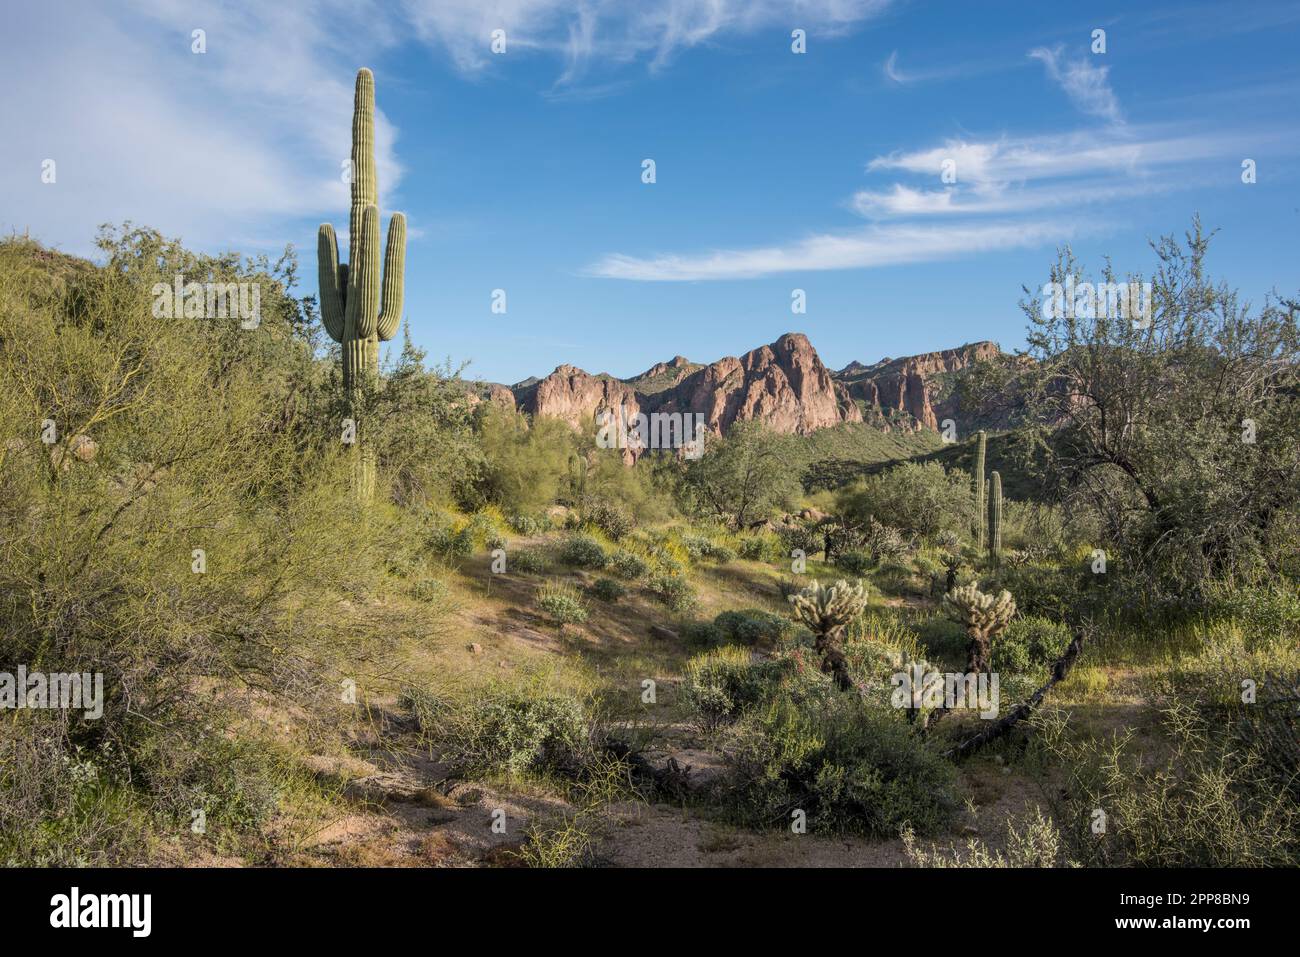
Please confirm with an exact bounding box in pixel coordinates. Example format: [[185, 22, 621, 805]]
[[943, 582, 1016, 674], [788, 579, 869, 691]]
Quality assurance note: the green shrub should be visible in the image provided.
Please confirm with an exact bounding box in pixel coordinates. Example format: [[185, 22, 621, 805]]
[[777, 524, 820, 559], [590, 578, 626, 603], [557, 533, 608, 569], [647, 570, 696, 613], [428, 521, 474, 559], [507, 513, 552, 536], [836, 460, 972, 540], [682, 620, 725, 647], [581, 498, 635, 541], [834, 550, 872, 576], [681, 646, 772, 731], [537, 580, 589, 625], [713, 608, 791, 645], [681, 534, 735, 563], [724, 694, 959, 837], [994, 615, 1073, 676], [737, 535, 775, 561], [408, 687, 589, 777], [510, 547, 552, 575], [1034, 703, 1300, 866], [608, 550, 649, 580]]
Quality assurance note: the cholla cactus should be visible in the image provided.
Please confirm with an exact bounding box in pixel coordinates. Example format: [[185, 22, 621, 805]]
[[943, 583, 1016, 674], [788, 579, 869, 691]]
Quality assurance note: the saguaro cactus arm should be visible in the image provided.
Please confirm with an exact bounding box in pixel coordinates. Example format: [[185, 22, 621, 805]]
[[317, 223, 345, 342], [376, 212, 406, 341]]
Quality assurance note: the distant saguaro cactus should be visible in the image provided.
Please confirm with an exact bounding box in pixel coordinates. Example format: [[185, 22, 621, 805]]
[[317, 67, 406, 501], [989, 470, 1003, 560], [943, 583, 1015, 674], [973, 430, 987, 553], [788, 579, 869, 691]]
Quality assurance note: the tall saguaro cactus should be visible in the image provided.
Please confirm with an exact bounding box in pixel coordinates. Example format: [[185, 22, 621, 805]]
[[318, 68, 405, 500], [989, 471, 1003, 560], [973, 430, 987, 552]]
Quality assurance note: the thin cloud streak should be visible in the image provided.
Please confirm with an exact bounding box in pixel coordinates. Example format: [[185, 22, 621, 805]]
[[586, 220, 1081, 281]]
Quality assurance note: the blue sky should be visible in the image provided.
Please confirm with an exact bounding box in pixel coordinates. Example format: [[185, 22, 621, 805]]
[[3, 1, 1299, 386]]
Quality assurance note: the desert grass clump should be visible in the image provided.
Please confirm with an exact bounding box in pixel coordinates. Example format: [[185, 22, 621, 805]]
[[647, 569, 697, 613], [681, 646, 771, 731], [537, 580, 589, 625], [556, 532, 608, 569], [590, 578, 626, 603]]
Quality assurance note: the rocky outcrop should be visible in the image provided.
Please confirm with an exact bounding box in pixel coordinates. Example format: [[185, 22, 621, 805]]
[[835, 341, 999, 432], [503, 335, 998, 442], [654, 333, 861, 435], [514, 365, 642, 432]]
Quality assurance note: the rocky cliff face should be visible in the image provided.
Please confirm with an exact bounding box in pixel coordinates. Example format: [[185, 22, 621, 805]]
[[835, 341, 999, 432], [507, 335, 997, 441]]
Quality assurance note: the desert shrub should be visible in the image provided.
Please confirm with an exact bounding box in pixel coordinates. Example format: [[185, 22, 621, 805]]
[[724, 693, 959, 837], [407, 687, 589, 778], [1209, 583, 1300, 643], [681, 534, 736, 563], [0, 230, 391, 864], [537, 580, 589, 625], [608, 550, 649, 580], [777, 523, 821, 559], [510, 546, 552, 575], [409, 576, 448, 602], [834, 550, 872, 576], [475, 403, 575, 515], [682, 620, 725, 647], [590, 578, 626, 603], [713, 608, 792, 646], [507, 513, 552, 536], [581, 497, 635, 541], [428, 520, 475, 559], [737, 534, 777, 561], [647, 571, 696, 613], [1033, 703, 1300, 866], [993, 615, 1073, 676], [681, 646, 772, 731], [864, 518, 911, 563], [935, 529, 963, 553], [836, 461, 973, 540], [902, 808, 1064, 867], [556, 533, 608, 569]]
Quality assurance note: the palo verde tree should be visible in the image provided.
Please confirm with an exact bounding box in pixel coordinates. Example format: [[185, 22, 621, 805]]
[[983, 219, 1300, 601]]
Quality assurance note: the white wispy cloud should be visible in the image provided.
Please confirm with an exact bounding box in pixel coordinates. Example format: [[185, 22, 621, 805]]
[[403, 0, 895, 81], [586, 220, 1077, 281], [0, 0, 896, 253], [590, 122, 1264, 281], [0, 0, 404, 255], [1028, 45, 1123, 123]]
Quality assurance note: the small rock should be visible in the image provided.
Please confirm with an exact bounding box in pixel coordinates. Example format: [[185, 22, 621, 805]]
[[69, 434, 98, 462], [468, 642, 482, 655]]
